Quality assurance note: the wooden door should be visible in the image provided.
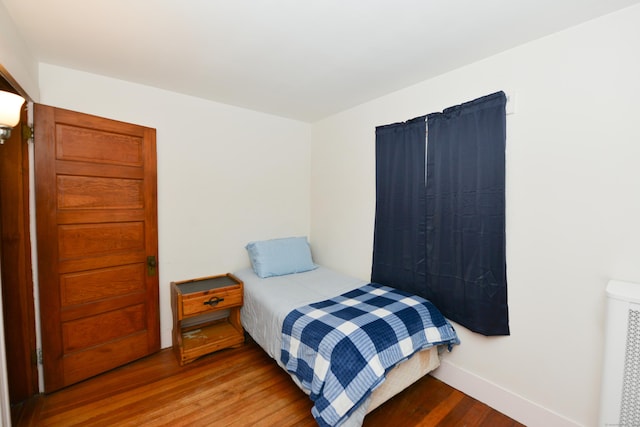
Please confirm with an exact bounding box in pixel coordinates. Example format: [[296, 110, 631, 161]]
[[34, 104, 160, 392]]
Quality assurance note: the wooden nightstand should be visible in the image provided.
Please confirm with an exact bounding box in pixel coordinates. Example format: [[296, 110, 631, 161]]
[[171, 273, 244, 365]]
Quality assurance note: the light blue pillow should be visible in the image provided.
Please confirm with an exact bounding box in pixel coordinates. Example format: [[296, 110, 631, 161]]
[[245, 237, 318, 278]]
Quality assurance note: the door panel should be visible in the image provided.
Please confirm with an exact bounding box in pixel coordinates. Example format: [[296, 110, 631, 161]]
[[62, 333, 150, 386], [56, 176, 144, 210], [60, 264, 145, 306], [58, 222, 145, 259], [56, 124, 143, 166], [34, 104, 159, 392], [62, 304, 146, 352]]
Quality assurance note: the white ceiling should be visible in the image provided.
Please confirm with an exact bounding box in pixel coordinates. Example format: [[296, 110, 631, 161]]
[[3, 0, 640, 122]]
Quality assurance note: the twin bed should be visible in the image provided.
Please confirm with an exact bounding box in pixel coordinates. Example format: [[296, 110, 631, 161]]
[[234, 237, 459, 427]]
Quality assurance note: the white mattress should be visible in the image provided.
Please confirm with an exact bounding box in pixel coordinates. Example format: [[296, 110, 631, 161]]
[[235, 266, 441, 426]]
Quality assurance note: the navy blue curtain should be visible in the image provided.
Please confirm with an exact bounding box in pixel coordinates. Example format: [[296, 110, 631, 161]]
[[371, 116, 427, 297], [426, 92, 509, 336], [372, 91, 509, 336]]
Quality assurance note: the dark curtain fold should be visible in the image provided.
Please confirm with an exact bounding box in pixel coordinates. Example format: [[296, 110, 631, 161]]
[[426, 91, 509, 336], [371, 116, 427, 297]]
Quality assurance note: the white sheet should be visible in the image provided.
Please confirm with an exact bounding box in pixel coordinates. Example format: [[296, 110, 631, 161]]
[[236, 266, 366, 363]]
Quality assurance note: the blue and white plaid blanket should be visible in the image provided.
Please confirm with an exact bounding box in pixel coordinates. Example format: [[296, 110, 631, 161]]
[[281, 283, 459, 427]]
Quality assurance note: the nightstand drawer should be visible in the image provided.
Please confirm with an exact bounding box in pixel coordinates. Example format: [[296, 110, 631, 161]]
[[181, 286, 242, 317]]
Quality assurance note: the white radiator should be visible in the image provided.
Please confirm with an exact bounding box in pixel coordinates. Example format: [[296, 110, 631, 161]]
[[600, 280, 640, 426]]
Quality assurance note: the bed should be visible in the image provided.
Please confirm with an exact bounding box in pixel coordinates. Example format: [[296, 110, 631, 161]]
[[235, 237, 459, 427]]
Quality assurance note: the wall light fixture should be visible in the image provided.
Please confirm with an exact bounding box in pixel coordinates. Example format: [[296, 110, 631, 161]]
[[0, 90, 26, 144]]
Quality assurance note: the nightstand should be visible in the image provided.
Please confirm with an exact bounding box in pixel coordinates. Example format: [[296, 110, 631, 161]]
[[171, 273, 244, 365]]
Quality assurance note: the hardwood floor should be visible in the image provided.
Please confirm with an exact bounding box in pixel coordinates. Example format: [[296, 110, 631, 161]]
[[12, 340, 524, 426]]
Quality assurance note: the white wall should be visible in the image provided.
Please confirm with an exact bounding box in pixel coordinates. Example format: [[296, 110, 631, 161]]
[[0, 2, 38, 99], [310, 5, 640, 427], [38, 64, 313, 348]]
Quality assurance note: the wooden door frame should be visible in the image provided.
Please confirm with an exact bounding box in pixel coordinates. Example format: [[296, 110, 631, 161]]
[[0, 83, 39, 404]]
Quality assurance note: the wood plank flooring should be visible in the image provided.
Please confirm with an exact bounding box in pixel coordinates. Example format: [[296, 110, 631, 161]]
[[12, 340, 524, 426]]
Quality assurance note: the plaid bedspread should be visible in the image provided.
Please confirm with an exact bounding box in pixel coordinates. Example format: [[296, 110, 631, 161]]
[[281, 283, 459, 427]]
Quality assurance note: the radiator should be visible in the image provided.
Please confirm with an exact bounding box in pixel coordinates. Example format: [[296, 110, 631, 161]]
[[600, 280, 640, 426]]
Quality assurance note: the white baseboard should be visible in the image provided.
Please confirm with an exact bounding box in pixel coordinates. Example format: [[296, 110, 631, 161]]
[[430, 360, 581, 427]]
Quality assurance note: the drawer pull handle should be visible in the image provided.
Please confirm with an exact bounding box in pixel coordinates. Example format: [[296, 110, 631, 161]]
[[204, 297, 224, 307]]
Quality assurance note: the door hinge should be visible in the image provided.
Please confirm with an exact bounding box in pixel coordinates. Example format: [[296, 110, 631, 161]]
[[22, 123, 34, 143], [32, 348, 43, 365]]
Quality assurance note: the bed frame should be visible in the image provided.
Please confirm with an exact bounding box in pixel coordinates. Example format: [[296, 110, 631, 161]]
[[235, 266, 448, 426]]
